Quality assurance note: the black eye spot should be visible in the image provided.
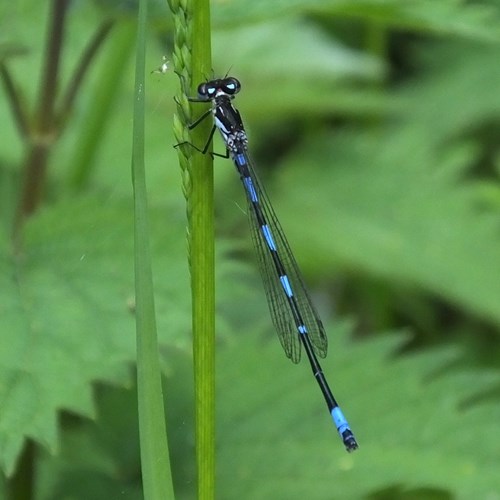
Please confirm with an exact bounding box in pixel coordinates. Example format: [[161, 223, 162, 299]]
[[224, 77, 241, 95], [197, 83, 208, 97]]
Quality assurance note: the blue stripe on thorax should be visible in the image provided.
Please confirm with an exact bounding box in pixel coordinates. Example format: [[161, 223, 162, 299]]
[[235, 153, 246, 167]]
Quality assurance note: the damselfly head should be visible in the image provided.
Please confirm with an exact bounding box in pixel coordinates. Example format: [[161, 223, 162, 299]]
[[197, 77, 241, 100]]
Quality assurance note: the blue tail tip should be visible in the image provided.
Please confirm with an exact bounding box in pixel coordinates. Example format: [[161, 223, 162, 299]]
[[331, 407, 358, 452], [341, 429, 358, 452]]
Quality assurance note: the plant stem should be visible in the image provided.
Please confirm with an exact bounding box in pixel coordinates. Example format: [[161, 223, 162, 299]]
[[12, 0, 113, 243], [13, 0, 70, 245], [169, 0, 215, 497], [58, 19, 115, 124], [0, 63, 29, 138]]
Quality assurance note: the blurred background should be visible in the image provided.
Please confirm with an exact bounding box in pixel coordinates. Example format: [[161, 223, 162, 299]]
[[1, 0, 500, 498]]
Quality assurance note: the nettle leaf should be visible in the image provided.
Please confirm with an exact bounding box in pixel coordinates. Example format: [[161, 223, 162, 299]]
[[215, 325, 500, 498], [400, 41, 500, 147], [212, 19, 383, 81], [274, 129, 500, 327], [211, 0, 500, 40], [36, 386, 144, 500], [211, 19, 387, 121], [36, 350, 197, 500], [0, 196, 194, 475], [30, 321, 500, 498], [268, 41, 500, 328], [22, 304, 500, 498]]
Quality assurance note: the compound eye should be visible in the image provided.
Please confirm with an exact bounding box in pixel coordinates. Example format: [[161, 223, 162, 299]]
[[198, 83, 209, 97], [197, 82, 208, 97], [197, 82, 216, 98], [223, 77, 241, 95]]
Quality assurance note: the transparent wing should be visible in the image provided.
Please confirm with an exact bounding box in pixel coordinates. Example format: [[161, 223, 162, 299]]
[[236, 152, 328, 364]]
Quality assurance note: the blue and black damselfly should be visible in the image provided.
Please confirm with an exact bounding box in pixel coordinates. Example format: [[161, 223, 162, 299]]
[[179, 76, 358, 452]]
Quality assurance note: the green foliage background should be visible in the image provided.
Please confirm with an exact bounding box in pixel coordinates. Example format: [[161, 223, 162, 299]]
[[1, 0, 500, 498]]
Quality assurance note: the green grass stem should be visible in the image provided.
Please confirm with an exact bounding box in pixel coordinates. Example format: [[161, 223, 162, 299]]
[[168, 0, 215, 497], [132, 0, 175, 498]]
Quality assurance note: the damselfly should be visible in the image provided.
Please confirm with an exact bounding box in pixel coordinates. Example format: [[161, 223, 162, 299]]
[[180, 76, 358, 452]]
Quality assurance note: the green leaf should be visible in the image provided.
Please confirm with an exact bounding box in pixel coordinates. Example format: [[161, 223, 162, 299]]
[[273, 127, 500, 326], [211, 0, 500, 41], [132, 0, 175, 495], [0, 192, 251, 477], [215, 325, 500, 498], [36, 386, 144, 500], [31, 320, 500, 499], [262, 41, 500, 330], [213, 19, 383, 80], [0, 196, 190, 475], [211, 19, 387, 121]]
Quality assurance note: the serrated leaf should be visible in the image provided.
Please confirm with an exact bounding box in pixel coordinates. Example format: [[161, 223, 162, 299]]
[[273, 127, 500, 327], [211, 0, 500, 41], [215, 325, 500, 499], [0, 193, 259, 476], [0, 197, 191, 475], [265, 41, 500, 329], [36, 387, 144, 500], [213, 19, 383, 81], [400, 41, 500, 145], [211, 19, 387, 121], [32, 321, 500, 499]]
